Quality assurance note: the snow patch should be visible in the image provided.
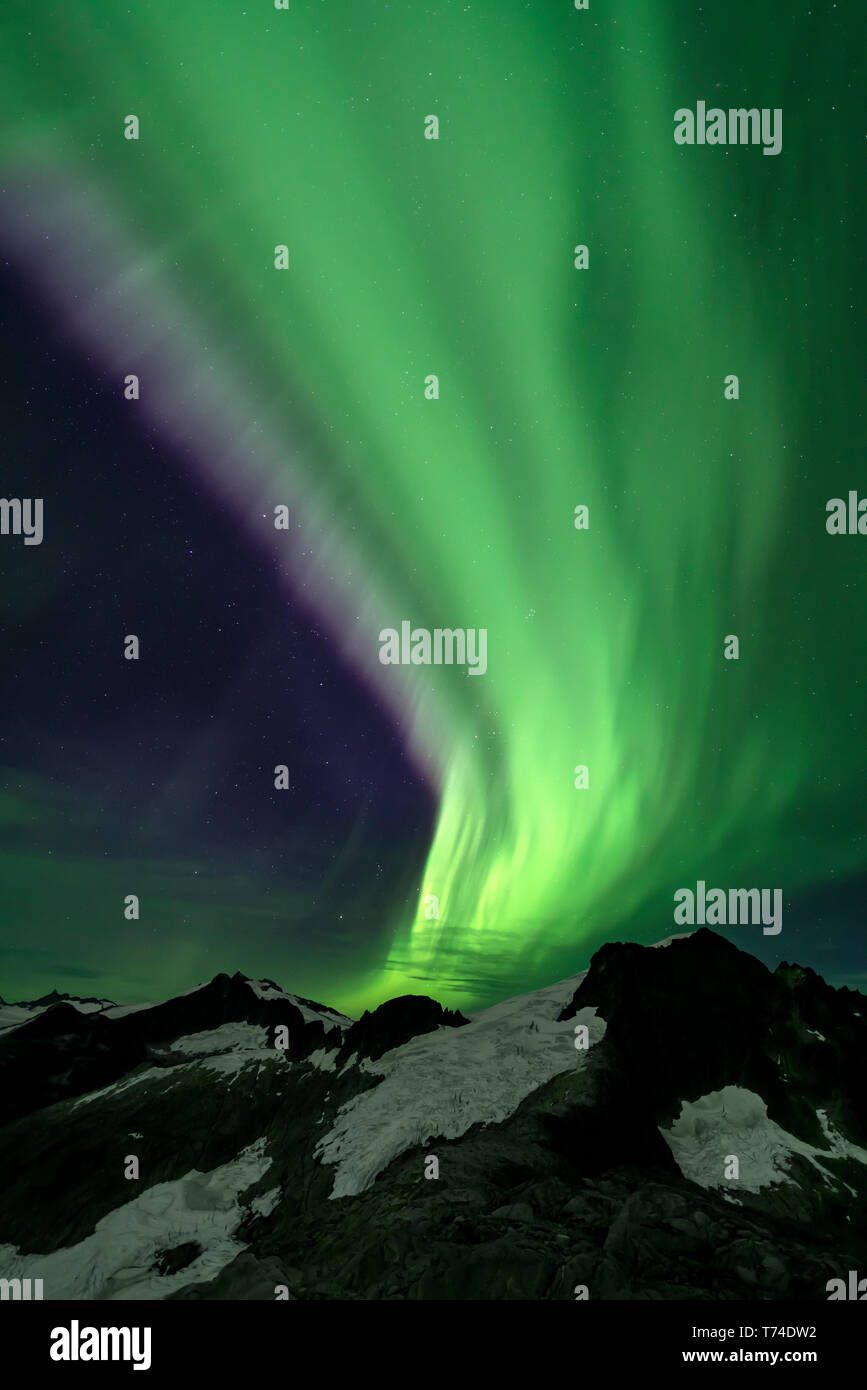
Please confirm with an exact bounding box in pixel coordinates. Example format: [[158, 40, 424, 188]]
[[0, 1139, 273, 1300], [661, 1086, 867, 1194], [71, 1067, 184, 1109], [306, 1047, 339, 1072], [249, 1187, 280, 1219], [0, 1005, 37, 1034], [102, 1001, 160, 1020], [815, 1108, 867, 1169], [159, 1022, 287, 1080], [166, 1022, 268, 1057], [246, 980, 351, 1031]]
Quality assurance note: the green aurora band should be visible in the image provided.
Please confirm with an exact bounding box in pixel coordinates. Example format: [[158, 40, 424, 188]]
[[1, 2, 864, 1010]]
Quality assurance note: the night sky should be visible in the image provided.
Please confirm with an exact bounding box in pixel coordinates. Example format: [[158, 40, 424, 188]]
[[0, 1, 864, 1014]]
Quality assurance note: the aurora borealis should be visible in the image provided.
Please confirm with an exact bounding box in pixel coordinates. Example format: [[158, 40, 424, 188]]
[[0, 2, 864, 1013]]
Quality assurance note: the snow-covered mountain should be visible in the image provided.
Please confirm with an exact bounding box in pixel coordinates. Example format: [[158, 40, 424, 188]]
[[0, 991, 118, 1035], [1, 929, 865, 1300]]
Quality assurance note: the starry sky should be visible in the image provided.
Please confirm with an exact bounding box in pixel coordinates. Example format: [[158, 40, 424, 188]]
[[0, 1, 864, 1014]]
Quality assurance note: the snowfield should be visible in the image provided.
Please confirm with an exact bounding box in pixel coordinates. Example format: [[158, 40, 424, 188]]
[[0, 1139, 273, 1300], [157, 1022, 285, 1079], [314, 971, 605, 1198]]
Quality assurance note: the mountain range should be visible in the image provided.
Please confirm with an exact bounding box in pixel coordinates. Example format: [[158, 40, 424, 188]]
[[1, 928, 865, 1300]]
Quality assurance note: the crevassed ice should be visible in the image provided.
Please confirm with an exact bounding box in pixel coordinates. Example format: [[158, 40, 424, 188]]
[[315, 971, 604, 1198]]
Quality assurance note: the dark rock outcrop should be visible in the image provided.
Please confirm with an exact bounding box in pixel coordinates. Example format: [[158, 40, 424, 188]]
[[335, 993, 469, 1066]]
